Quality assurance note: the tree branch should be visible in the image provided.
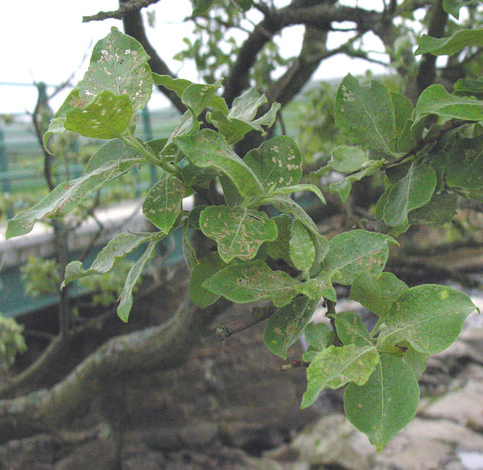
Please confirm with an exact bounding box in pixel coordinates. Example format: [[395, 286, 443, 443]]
[[268, 25, 329, 107], [83, 0, 161, 23], [120, 0, 186, 113], [416, 0, 448, 95], [0, 296, 229, 444], [223, 3, 382, 105], [216, 305, 275, 338]]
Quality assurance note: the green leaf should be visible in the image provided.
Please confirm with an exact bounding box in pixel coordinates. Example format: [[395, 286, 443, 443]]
[[181, 163, 217, 187], [263, 296, 318, 359], [391, 92, 414, 136], [273, 184, 326, 205], [408, 191, 458, 227], [62, 233, 154, 287], [304, 322, 332, 351], [295, 274, 337, 302], [203, 259, 299, 307], [118, 237, 158, 322], [207, 88, 280, 144], [267, 196, 329, 260], [330, 145, 368, 173], [64, 91, 132, 139], [199, 206, 277, 263], [454, 78, 483, 96], [85, 140, 138, 173], [383, 162, 437, 227], [289, 220, 315, 274], [334, 311, 371, 346], [43, 117, 66, 155], [182, 222, 197, 269], [174, 129, 263, 198], [77, 27, 153, 113], [415, 29, 483, 56], [329, 160, 384, 203], [55, 88, 82, 117], [321, 230, 395, 285], [189, 253, 224, 308], [302, 344, 379, 408], [443, 0, 478, 19], [244, 136, 303, 191], [152, 74, 228, 113], [219, 175, 243, 207], [335, 74, 396, 156], [402, 346, 428, 380], [143, 174, 184, 234], [6, 160, 135, 239], [378, 284, 477, 354], [414, 84, 483, 121], [191, 0, 215, 16], [397, 119, 417, 153], [232, 0, 253, 11], [266, 214, 293, 265], [447, 134, 483, 189], [181, 81, 222, 118], [344, 354, 420, 451], [350, 272, 409, 319]]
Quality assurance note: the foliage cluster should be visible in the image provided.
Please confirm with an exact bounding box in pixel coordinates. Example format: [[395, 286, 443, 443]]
[[6, 0, 483, 450]]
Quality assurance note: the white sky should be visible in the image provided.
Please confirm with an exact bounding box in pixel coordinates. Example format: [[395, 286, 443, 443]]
[[0, 0, 390, 115]]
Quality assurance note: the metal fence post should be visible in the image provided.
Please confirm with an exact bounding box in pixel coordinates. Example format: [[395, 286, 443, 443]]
[[0, 126, 13, 218]]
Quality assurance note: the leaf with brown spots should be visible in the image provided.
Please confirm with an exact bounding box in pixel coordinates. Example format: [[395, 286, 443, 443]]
[[62, 232, 159, 288], [64, 90, 132, 139], [77, 27, 153, 113], [302, 344, 379, 408], [244, 136, 302, 191], [174, 129, 264, 198], [335, 74, 396, 157], [199, 206, 277, 263], [143, 174, 184, 234], [344, 354, 420, 451], [263, 296, 318, 359], [6, 159, 136, 239], [202, 259, 299, 307], [207, 88, 280, 144], [321, 230, 395, 285]]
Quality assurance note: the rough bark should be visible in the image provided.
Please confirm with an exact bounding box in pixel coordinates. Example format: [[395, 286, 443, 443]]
[[0, 297, 229, 444]]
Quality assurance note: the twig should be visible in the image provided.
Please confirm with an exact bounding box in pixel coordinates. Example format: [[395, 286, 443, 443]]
[[216, 305, 275, 338], [382, 119, 473, 171], [83, 0, 161, 23]]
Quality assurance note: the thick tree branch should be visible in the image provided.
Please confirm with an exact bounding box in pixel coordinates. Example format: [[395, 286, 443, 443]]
[[83, 0, 161, 23], [0, 297, 229, 444], [416, 0, 448, 95], [268, 26, 329, 107], [120, 1, 186, 113], [223, 3, 382, 105]]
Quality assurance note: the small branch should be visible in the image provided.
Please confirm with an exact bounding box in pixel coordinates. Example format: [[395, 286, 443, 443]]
[[383, 119, 473, 171], [281, 360, 306, 371], [83, 0, 161, 22], [216, 305, 275, 338]]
